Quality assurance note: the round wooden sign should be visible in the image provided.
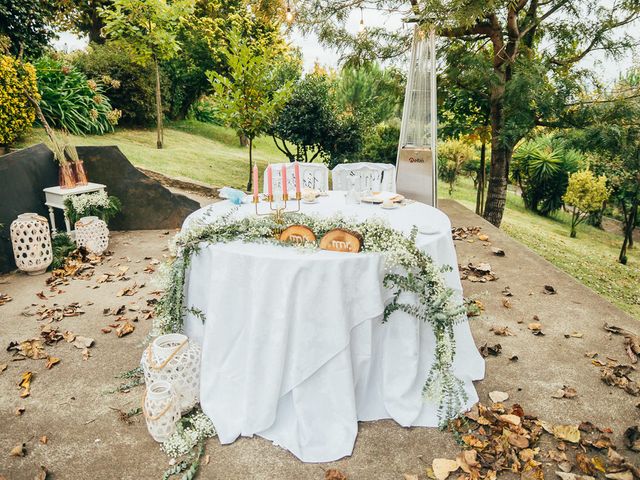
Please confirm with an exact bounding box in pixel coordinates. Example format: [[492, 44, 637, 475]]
[[280, 225, 317, 244], [319, 228, 363, 253]]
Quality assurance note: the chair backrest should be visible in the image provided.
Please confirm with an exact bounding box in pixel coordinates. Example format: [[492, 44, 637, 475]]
[[331, 162, 397, 192], [263, 162, 329, 194]]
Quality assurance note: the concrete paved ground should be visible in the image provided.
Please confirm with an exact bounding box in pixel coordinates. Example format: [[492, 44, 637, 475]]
[[1, 199, 639, 480]]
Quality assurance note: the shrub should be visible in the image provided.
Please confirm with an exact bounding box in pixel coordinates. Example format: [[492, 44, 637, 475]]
[[34, 55, 121, 135], [357, 121, 400, 165], [563, 170, 609, 238], [438, 139, 477, 194], [188, 96, 222, 125], [511, 136, 583, 216], [0, 54, 38, 148], [73, 42, 162, 126]]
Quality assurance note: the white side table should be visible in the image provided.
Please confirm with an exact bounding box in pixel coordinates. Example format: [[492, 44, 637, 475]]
[[43, 182, 106, 235]]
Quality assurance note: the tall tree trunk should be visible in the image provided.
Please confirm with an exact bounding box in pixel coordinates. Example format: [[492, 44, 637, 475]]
[[239, 133, 249, 147], [154, 57, 164, 149], [475, 141, 486, 216], [628, 200, 637, 249], [483, 77, 509, 227], [247, 137, 253, 192], [620, 199, 638, 264]]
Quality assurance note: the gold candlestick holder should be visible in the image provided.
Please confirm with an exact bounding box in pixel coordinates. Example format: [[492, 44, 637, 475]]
[[254, 192, 301, 225]]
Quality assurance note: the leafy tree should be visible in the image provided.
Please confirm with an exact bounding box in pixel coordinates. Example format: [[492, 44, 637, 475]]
[[566, 67, 640, 264], [438, 139, 477, 195], [270, 72, 366, 167], [208, 29, 293, 190], [0, 0, 60, 57], [563, 170, 609, 238], [335, 63, 404, 127], [358, 121, 400, 165], [438, 41, 491, 215], [73, 40, 162, 125], [100, 0, 195, 148], [56, 0, 112, 44], [511, 136, 582, 216], [297, 0, 640, 227], [164, 0, 290, 121]]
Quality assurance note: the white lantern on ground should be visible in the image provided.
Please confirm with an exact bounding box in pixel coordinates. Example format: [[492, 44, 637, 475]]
[[141, 333, 201, 412], [75, 216, 109, 255], [143, 381, 181, 442], [10, 213, 53, 275]]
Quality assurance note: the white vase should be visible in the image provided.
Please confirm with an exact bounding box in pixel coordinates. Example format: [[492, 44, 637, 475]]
[[10, 213, 53, 275], [141, 334, 201, 413], [75, 216, 109, 255], [143, 381, 181, 442]]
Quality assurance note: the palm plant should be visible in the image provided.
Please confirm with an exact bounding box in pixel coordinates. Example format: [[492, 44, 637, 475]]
[[511, 136, 582, 216]]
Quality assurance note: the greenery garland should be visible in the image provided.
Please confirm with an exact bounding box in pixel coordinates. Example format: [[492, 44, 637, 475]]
[[154, 209, 468, 421]]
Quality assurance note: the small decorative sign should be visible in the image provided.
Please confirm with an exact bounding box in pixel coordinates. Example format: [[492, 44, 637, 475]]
[[279, 225, 316, 244], [319, 229, 363, 253]]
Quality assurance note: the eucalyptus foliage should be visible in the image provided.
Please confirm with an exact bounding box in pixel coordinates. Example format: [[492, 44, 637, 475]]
[[155, 211, 468, 421]]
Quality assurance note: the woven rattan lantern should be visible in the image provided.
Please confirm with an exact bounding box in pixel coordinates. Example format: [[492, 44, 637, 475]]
[[143, 381, 181, 442], [141, 334, 201, 413], [75, 216, 109, 255], [396, 24, 438, 206], [10, 213, 53, 275]]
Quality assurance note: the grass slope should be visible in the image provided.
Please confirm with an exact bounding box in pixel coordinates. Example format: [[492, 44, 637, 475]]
[[446, 177, 640, 319], [17, 120, 287, 189]]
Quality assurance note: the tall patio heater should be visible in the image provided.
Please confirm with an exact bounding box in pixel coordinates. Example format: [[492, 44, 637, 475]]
[[396, 25, 438, 207]]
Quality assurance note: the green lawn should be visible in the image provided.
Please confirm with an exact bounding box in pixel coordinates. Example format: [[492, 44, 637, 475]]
[[17, 120, 287, 189], [445, 177, 640, 319], [17, 121, 639, 319]]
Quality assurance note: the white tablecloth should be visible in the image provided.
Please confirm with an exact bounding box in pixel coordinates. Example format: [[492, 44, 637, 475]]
[[182, 192, 484, 462]]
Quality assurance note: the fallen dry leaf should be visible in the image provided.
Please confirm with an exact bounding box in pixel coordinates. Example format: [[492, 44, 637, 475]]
[[45, 356, 60, 369], [72, 336, 94, 349], [460, 263, 497, 283], [432, 458, 459, 480], [34, 465, 48, 480], [489, 391, 509, 403], [479, 343, 502, 357], [403, 475, 419, 480], [624, 426, 640, 451], [0, 293, 13, 305], [556, 472, 595, 480], [576, 453, 595, 475], [40, 435, 48, 444], [553, 425, 581, 444], [18, 371, 33, 398], [502, 299, 512, 309], [551, 386, 577, 399], [606, 472, 633, 480], [15, 406, 25, 416], [500, 414, 522, 426], [491, 326, 515, 336], [82, 348, 91, 361], [115, 321, 135, 338], [9, 443, 25, 457], [544, 285, 557, 294], [491, 247, 505, 256], [452, 226, 482, 240], [0, 363, 7, 374], [324, 469, 347, 480]]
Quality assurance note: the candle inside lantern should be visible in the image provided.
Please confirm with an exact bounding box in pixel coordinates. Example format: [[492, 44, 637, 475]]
[[294, 162, 301, 196], [281, 165, 288, 198], [267, 165, 273, 198], [252, 165, 259, 201]]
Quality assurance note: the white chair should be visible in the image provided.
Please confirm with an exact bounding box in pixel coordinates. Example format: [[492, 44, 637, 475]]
[[263, 162, 329, 195], [331, 162, 397, 192]]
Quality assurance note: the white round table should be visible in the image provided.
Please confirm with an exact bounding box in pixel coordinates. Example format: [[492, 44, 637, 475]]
[[181, 192, 484, 462]]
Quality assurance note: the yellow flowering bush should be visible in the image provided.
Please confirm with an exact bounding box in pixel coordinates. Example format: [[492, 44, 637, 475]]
[[0, 55, 39, 147], [563, 170, 610, 238]]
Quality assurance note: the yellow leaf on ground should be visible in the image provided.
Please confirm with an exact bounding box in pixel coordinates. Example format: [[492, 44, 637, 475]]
[[18, 371, 32, 398], [432, 459, 459, 480], [45, 357, 60, 369], [115, 321, 135, 338], [9, 443, 25, 457], [553, 425, 581, 443]]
